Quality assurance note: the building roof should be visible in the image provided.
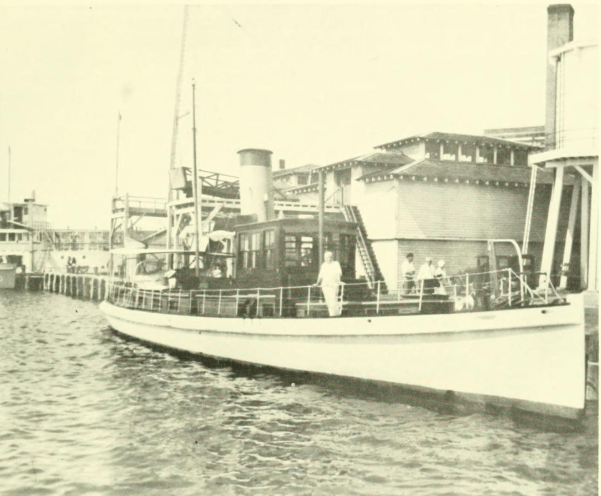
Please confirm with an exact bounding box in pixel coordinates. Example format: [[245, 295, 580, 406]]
[[358, 159, 577, 186], [317, 151, 414, 173], [273, 163, 318, 178], [375, 132, 535, 151]]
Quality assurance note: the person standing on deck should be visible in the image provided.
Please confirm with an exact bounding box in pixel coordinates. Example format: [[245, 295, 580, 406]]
[[401, 252, 416, 294], [418, 257, 436, 293], [433, 260, 449, 294], [315, 251, 343, 317]]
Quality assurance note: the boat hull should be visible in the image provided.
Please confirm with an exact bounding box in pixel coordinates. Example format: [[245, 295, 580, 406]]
[[100, 295, 586, 419]]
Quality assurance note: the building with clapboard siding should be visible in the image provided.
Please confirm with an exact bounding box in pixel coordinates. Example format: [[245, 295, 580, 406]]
[[308, 131, 576, 290]]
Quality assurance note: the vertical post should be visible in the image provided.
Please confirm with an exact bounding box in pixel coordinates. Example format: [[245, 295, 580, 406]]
[[202, 290, 206, 315], [589, 162, 599, 291], [256, 289, 260, 317], [539, 164, 564, 287], [318, 170, 325, 265], [581, 176, 590, 289], [191, 80, 201, 277], [279, 288, 283, 317], [235, 289, 240, 316], [418, 279, 424, 312], [218, 290, 222, 315], [307, 285, 311, 317], [178, 289, 182, 312], [439, 142, 444, 160], [475, 146, 480, 163], [510, 149, 515, 166], [457, 143, 462, 161], [560, 182, 580, 288], [376, 280, 381, 314], [493, 147, 498, 164], [507, 268, 512, 307], [151, 290, 154, 311], [466, 273, 470, 297]]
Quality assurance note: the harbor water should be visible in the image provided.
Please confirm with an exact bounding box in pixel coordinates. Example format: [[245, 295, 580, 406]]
[[1, 291, 597, 496]]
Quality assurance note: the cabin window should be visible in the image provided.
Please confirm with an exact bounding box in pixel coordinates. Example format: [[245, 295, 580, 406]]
[[300, 236, 314, 266], [0, 233, 5, 241], [297, 174, 309, 185], [284, 235, 299, 267], [8, 233, 15, 242], [249, 232, 260, 268], [238, 233, 250, 269], [263, 230, 275, 269]]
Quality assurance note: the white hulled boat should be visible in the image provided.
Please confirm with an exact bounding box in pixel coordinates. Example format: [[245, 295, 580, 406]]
[[100, 147, 587, 422]]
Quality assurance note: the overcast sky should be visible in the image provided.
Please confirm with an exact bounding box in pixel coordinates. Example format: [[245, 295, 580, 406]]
[[0, 2, 598, 228]]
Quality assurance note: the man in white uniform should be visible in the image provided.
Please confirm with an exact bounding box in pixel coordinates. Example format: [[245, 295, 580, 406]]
[[315, 251, 343, 317], [401, 252, 416, 294]]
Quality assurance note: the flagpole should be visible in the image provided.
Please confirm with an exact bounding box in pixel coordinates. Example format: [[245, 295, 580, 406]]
[[115, 111, 122, 196]]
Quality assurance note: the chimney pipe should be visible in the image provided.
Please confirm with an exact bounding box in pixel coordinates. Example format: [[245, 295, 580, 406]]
[[237, 148, 275, 222], [546, 4, 575, 148], [279, 159, 286, 170]]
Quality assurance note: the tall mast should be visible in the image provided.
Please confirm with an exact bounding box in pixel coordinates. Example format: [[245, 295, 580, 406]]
[[167, 5, 190, 259], [191, 80, 201, 277]]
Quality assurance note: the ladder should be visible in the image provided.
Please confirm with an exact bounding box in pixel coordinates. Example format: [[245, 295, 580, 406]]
[[342, 205, 386, 291]]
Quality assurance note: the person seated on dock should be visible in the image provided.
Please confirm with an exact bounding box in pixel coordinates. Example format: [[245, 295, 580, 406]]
[[401, 252, 416, 295], [315, 251, 343, 317], [418, 257, 437, 294]]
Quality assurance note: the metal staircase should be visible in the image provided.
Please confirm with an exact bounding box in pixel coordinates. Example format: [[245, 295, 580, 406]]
[[342, 205, 387, 291]]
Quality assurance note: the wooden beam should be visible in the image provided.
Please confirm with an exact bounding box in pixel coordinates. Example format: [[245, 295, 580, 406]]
[[580, 176, 589, 289], [559, 184, 580, 289], [574, 164, 593, 184], [539, 165, 564, 287], [588, 163, 599, 291]]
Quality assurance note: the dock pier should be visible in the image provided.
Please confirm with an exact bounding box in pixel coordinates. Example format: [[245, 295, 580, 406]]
[[43, 273, 110, 302]]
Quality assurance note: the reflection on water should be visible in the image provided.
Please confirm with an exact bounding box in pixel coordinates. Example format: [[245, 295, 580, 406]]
[[0, 291, 597, 496]]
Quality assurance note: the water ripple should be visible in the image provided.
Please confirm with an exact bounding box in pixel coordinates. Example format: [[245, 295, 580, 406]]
[[0, 290, 597, 496]]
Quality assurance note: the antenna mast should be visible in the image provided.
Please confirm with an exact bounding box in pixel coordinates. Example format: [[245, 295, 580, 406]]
[[167, 5, 190, 257]]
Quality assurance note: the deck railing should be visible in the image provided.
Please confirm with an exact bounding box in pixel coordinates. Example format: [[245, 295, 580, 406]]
[[106, 268, 556, 318]]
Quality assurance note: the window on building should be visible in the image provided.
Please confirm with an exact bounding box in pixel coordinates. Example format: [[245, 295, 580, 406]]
[[310, 173, 318, 184], [296, 174, 309, 185], [440, 142, 458, 161], [478, 146, 494, 164], [8, 233, 16, 242], [460, 143, 475, 162], [263, 230, 275, 269], [497, 147, 510, 166], [24, 206, 28, 215], [0, 233, 6, 241], [425, 141, 440, 160], [514, 149, 529, 167]]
